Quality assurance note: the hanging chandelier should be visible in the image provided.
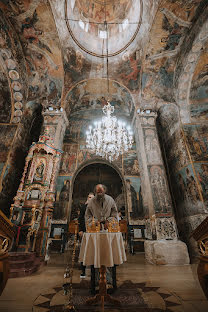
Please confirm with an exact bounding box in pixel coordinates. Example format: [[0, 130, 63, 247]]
[[85, 7, 134, 162], [86, 101, 133, 162]]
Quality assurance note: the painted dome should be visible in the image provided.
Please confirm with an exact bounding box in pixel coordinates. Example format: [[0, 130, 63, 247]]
[[65, 0, 142, 57]]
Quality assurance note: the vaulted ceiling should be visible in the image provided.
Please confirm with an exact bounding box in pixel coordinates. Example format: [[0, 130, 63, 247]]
[[0, 0, 207, 124]]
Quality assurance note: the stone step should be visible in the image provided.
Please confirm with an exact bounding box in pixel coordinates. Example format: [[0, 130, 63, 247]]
[[8, 252, 44, 278]]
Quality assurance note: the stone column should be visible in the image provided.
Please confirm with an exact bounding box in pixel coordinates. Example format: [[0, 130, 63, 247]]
[[157, 103, 208, 258], [133, 109, 190, 264], [42, 107, 69, 150]]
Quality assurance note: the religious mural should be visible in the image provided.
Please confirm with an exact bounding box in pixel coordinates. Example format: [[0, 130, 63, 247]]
[[183, 124, 208, 162], [189, 46, 208, 121], [0, 0, 63, 107], [65, 0, 142, 57], [125, 177, 144, 222], [59, 144, 78, 175], [54, 179, 71, 220], [0, 125, 17, 165], [142, 57, 176, 102], [65, 79, 134, 117], [116, 52, 141, 91], [0, 67, 11, 123], [144, 128, 162, 165], [174, 164, 207, 218], [149, 165, 172, 215], [141, 0, 202, 102], [194, 162, 208, 205], [64, 47, 91, 88], [161, 128, 189, 173], [123, 147, 139, 176]]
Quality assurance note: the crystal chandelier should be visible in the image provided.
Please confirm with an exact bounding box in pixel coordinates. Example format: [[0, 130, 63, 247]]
[[85, 12, 134, 162], [86, 102, 133, 162]]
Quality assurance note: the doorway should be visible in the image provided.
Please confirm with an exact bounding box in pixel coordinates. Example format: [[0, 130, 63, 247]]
[[71, 162, 124, 219]]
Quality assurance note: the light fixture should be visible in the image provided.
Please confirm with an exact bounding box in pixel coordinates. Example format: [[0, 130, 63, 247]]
[[85, 3, 134, 162], [86, 102, 133, 162]]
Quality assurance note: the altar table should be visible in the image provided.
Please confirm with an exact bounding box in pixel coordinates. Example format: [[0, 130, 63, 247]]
[[79, 232, 127, 310], [79, 232, 127, 268]]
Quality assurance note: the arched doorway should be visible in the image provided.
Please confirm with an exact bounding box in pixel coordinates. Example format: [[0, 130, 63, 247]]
[[71, 162, 125, 220]]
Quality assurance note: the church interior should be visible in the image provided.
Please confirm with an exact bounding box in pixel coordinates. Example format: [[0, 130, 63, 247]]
[[0, 0, 208, 311]]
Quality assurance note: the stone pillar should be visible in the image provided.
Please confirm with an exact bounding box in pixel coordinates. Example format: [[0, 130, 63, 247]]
[[157, 103, 208, 258], [42, 107, 69, 150], [133, 109, 190, 264]]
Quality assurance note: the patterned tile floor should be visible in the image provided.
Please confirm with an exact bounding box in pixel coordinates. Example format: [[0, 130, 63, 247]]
[[0, 253, 207, 312]]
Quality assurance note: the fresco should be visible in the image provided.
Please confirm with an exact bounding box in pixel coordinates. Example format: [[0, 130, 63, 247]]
[[54, 177, 71, 220], [0, 125, 17, 163], [141, 0, 202, 102], [174, 164, 207, 218], [125, 176, 144, 221], [183, 124, 208, 162], [0, 0, 64, 107], [65, 79, 134, 117], [64, 47, 91, 88], [0, 67, 11, 123], [59, 144, 78, 175], [194, 162, 208, 205], [123, 148, 140, 176], [190, 47, 208, 121], [146, 0, 199, 58], [143, 128, 162, 165], [161, 128, 189, 173], [65, 0, 141, 57], [149, 165, 172, 215], [116, 52, 141, 91], [142, 57, 176, 102], [0, 8, 28, 123], [75, 0, 132, 25]]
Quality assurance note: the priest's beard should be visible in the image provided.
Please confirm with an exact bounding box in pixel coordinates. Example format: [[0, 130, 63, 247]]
[[96, 194, 104, 202]]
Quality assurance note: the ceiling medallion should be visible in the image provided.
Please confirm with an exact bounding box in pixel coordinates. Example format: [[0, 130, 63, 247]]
[[86, 101, 133, 162], [65, 0, 143, 58]]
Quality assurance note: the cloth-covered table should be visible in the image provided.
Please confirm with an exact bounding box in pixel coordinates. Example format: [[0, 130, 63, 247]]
[[79, 232, 126, 268]]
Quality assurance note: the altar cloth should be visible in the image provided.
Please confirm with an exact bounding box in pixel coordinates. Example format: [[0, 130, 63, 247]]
[[79, 232, 126, 268]]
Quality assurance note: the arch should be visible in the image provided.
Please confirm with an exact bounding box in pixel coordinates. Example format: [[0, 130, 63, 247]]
[[66, 158, 128, 222], [63, 78, 137, 118], [174, 6, 208, 123]]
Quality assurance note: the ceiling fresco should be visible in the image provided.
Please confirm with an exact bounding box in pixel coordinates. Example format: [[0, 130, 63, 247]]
[[189, 41, 208, 121], [65, 78, 135, 116], [0, 0, 64, 109], [64, 78, 134, 145], [0, 0, 206, 120], [65, 0, 142, 57]]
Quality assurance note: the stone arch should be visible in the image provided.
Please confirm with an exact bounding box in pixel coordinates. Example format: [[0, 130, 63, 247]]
[[174, 6, 208, 123], [63, 78, 137, 118], [67, 158, 128, 221]]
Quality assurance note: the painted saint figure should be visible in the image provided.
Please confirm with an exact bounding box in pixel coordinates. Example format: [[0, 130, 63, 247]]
[[33, 161, 44, 182]]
